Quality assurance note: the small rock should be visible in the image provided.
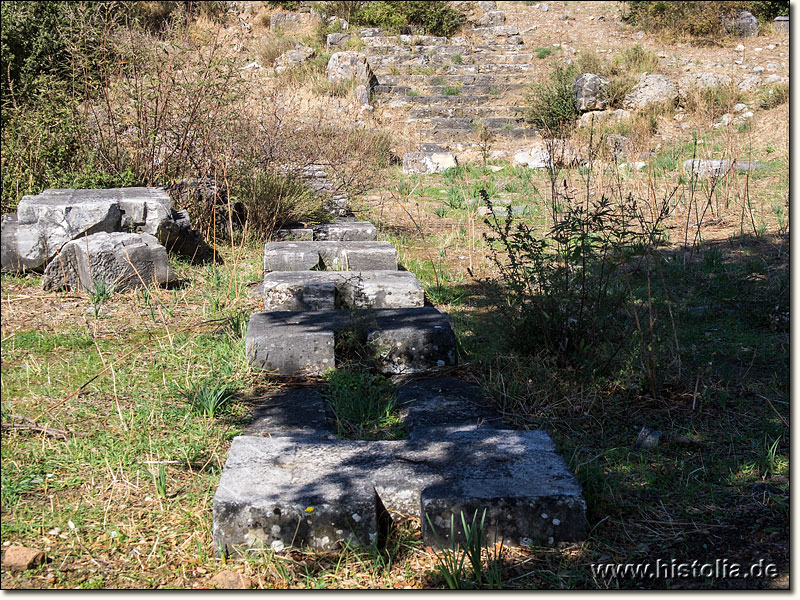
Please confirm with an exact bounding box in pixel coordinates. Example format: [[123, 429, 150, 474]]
[[635, 426, 662, 449], [209, 571, 253, 589], [540, 3, 548, 11], [733, 103, 747, 112], [753, 66, 765, 73], [2, 546, 45, 572], [735, 44, 745, 52], [768, 44, 775, 50]]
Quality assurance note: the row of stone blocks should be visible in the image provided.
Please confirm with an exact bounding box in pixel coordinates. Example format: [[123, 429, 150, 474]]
[[213, 379, 587, 555], [226, 221, 586, 556], [246, 221, 455, 376]]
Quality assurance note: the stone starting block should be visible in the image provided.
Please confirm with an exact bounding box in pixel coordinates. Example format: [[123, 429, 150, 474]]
[[258, 270, 425, 311], [264, 241, 397, 272], [244, 307, 456, 376], [213, 429, 586, 554]]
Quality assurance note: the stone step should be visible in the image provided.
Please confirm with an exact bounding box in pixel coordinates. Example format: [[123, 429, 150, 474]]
[[256, 270, 425, 311], [372, 63, 539, 76], [376, 94, 504, 108], [375, 73, 538, 86], [213, 429, 586, 554], [412, 116, 526, 128], [263, 241, 397, 272], [406, 105, 525, 119], [367, 53, 534, 69], [365, 43, 529, 56], [274, 221, 377, 242], [417, 126, 541, 142], [363, 34, 450, 47], [373, 83, 526, 96], [244, 307, 457, 376]]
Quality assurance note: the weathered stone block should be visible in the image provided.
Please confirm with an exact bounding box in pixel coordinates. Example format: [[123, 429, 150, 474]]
[[402, 152, 458, 174], [773, 15, 789, 33], [724, 10, 758, 37], [367, 307, 457, 374], [326, 33, 351, 49], [270, 12, 322, 35], [245, 307, 455, 376], [419, 431, 586, 547], [327, 51, 373, 85], [242, 388, 334, 438], [213, 429, 585, 554], [683, 159, 766, 177], [261, 270, 424, 311], [623, 74, 678, 111], [396, 377, 504, 439], [42, 232, 176, 292], [574, 73, 608, 112], [313, 221, 377, 241], [274, 44, 315, 74], [245, 311, 336, 376], [274, 227, 314, 241], [1, 215, 46, 272], [263, 241, 398, 272]]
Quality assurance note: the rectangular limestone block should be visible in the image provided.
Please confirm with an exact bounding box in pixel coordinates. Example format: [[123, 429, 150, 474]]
[[261, 271, 424, 311], [244, 308, 455, 376], [313, 222, 377, 241], [212, 430, 586, 555], [213, 436, 386, 554], [264, 242, 397, 273], [245, 312, 336, 376], [274, 228, 314, 241], [418, 430, 587, 548], [369, 308, 457, 374]]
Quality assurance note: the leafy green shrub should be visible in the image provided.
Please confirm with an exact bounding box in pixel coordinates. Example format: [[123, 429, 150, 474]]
[[534, 46, 553, 59], [321, 1, 466, 36], [623, 1, 765, 41], [748, 0, 789, 18], [1, 79, 139, 213], [323, 369, 404, 440], [525, 62, 579, 136], [481, 184, 672, 390]]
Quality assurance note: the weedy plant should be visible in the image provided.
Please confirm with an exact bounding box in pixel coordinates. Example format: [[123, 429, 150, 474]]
[[86, 276, 117, 318], [323, 369, 404, 440], [174, 377, 235, 418], [425, 509, 503, 589]]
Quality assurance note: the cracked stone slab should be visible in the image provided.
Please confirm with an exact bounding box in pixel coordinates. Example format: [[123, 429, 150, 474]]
[[213, 430, 585, 555], [260, 270, 424, 311], [264, 241, 397, 272], [244, 308, 456, 376]]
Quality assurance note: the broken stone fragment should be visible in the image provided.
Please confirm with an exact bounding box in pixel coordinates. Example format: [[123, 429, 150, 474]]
[[2, 546, 45, 572], [42, 232, 177, 292]]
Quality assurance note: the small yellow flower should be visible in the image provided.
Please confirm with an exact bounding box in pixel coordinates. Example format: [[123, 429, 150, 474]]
[[305, 506, 314, 513]]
